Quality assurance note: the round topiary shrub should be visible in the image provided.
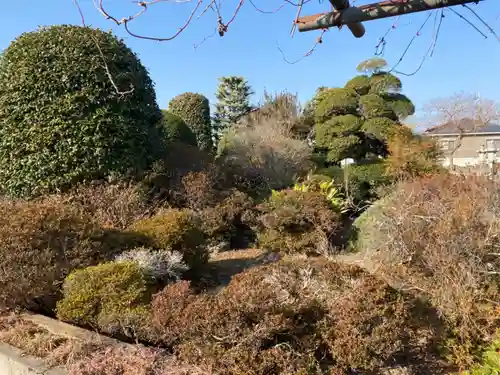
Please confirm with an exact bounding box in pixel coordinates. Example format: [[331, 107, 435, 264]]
[[168, 93, 212, 151], [56, 261, 154, 338], [129, 209, 208, 269], [0, 25, 165, 198], [160, 110, 197, 147]]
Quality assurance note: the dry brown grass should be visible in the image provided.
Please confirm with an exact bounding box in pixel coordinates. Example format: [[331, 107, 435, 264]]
[[349, 174, 500, 366], [218, 92, 313, 191], [0, 313, 207, 375]]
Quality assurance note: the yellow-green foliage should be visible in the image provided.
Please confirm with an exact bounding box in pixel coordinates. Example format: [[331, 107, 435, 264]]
[[129, 209, 208, 269], [462, 333, 500, 375], [56, 262, 151, 329], [293, 175, 348, 213]]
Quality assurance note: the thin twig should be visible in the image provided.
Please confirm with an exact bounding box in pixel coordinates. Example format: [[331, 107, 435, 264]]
[[277, 29, 327, 64]]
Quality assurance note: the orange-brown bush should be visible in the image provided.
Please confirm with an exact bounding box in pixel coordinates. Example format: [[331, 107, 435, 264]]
[[151, 258, 447, 374], [0, 195, 145, 312], [199, 190, 256, 249], [253, 189, 341, 255], [65, 182, 151, 229], [385, 130, 444, 179], [351, 174, 500, 366]]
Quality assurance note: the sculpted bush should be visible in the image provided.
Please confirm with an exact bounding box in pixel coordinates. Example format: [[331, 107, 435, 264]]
[[0, 25, 164, 197], [168, 93, 212, 151], [56, 261, 154, 339]]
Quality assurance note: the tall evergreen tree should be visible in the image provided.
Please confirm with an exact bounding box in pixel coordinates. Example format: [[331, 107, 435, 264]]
[[213, 76, 253, 142]]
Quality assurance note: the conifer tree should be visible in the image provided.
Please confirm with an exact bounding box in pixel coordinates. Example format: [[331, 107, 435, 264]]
[[213, 76, 253, 142]]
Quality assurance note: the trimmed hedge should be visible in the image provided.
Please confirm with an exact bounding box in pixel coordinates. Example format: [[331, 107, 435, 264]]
[[168, 93, 212, 151], [0, 25, 164, 197], [160, 110, 198, 146]]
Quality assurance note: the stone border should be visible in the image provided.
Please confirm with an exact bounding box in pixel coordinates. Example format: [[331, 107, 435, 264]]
[[0, 342, 65, 375], [0, 314, 129, 375]]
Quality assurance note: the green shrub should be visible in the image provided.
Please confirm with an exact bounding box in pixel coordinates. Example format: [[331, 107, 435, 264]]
[[318, 161, 391, 205], [358, 94, 395, 119], [160, 110, 197, 147], [168, 93, 212, 151], [0, 196, 144, 312], [0, 25, 164, 198], [129, 209, 208, 269], [344, 74, 371, 95], [254, 189, 341, 255], [56, 262, 153, 337], [348, 193, 395, 252], [463, 332, 500, 375], [314, 88, 359, 122]]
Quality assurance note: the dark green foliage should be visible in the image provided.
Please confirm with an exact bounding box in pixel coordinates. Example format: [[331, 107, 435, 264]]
[[358, 94, 396, 119], [0, 25, 164, 198], [345, 75, 371, 95], [361, 117, 399, 140], [382, 92, 416, 119], [212, 76, 253, 142], [312, 59, 414, 164], [160, 110, 197, 146], [314, 88, 359, 122], [369, 72, 402, 94], [168, 93, 213, 151], [318, 161, 391, 205]]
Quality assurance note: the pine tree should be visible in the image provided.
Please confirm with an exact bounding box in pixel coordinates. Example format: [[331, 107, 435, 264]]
[[213, 76, 253, 143]]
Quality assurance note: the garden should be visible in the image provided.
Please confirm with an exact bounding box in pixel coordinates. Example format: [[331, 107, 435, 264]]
[[0, 24, 498, 375]]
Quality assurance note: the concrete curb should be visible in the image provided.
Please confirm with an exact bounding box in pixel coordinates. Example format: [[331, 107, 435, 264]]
[[0, 314, 130, 375], [0, 342, 65, 375]]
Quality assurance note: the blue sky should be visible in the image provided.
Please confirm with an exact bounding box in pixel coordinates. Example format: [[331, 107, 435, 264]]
[[1, 0, 499, 126]]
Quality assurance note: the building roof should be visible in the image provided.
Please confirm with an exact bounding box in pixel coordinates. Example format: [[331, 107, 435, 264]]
[[425, 118, 500, 135]]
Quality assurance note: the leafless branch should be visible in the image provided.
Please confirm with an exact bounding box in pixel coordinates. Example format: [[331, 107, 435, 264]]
[[277, 29, 327, 64], [73, 0, 86, 26]]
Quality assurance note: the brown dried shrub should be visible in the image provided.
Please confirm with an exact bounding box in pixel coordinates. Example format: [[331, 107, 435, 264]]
[[152, 258, 447, 374], [199, 190, 256, 248], [351, 174, 500, 366], [65, 181, 152, 229], [254, 189, 342, 255], [0, 195, 145, 312]]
